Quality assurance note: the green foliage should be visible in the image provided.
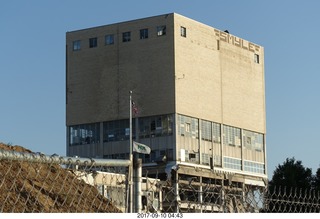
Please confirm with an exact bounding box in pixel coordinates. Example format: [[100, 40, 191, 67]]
[[313, 167, 320, 191], [266, 158, 319, 213], [269, 157, 313, 190]]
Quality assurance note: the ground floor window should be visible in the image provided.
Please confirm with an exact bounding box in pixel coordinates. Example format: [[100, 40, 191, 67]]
[[244, 160, 265, 174], [223, 157, 242, 171]]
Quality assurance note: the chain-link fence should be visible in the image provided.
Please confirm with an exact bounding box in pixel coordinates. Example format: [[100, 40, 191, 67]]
[[141, 173, 320, 213], [1, 145, 320, 213], [0, 147, 130, 213]]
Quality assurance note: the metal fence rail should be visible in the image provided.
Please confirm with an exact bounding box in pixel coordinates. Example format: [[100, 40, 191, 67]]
[[1, 146, 320, 213]]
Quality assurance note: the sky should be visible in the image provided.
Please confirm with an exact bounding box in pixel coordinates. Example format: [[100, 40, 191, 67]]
[[1, 0, 320, 179]]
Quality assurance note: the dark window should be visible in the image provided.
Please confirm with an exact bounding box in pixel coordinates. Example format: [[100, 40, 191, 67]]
[[157, 25, 166, 36], [140, 28, 148, 39], [89, 37, 97, 48], [254, 54, 260, 63], [73, 40, 81, 51], [122, 32, 131, 42], [105, 34, 114, 45], [69, 123, 100, 146], [180, 26, 186, 37]]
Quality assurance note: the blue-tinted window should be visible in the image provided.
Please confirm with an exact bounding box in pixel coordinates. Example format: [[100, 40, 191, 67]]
[[73, 40, 81, 51], [105, 34, 114, 45]]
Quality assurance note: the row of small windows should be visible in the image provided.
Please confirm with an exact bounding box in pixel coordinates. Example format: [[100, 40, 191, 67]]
[[244, 160, 265, 174], [68, 117, 264, 174], [72, 25, 167, 51], [69, 123, 100, 145], [178, 115, 264, 151], [223, 157, 265, 174], [69, 114, 173, 146], [179, 148, 264, 174], [182, 151, 221, 167], [69, 115, 263, 151], [224, 157, 242, 171], [72, 26, 260, 65]]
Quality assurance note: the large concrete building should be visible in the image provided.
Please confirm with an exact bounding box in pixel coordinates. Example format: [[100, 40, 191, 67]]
[[66, 13, 267, 191]]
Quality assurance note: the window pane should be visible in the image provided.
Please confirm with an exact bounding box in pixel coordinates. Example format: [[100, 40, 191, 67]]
[[105, 34, 114, 45], [180, 26, 186, 37], [69, 123, 100, 145], [254, 54, 260, 63], [157, 25, 166, 36], [89, 37, 97, 48], [201, 120, 212, 141], [213, 122, 221, 143], [223, 125, 241, 146], [243, 130, 264, 151], [140, 29, 148, 39], [122, 32, 131, 42], [73, 40, 81, 51]]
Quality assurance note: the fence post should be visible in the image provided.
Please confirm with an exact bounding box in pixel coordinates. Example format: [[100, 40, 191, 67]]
[[174, 170, 180, 213], [127, 154, 133, 213], [199, 176, 203, 213], [133, 156, 142, 213]]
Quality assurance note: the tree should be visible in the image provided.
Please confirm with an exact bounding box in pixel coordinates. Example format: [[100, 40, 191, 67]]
[[269, 157, 313, 190], [312, 167, 320, 192], [265, 157, 314, 212]]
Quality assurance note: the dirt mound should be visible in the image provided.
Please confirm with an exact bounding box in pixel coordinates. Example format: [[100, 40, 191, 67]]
[[0, 143, 121, 213]]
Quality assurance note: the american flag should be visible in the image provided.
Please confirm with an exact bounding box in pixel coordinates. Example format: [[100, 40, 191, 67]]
[[132, 101, 139, 116]]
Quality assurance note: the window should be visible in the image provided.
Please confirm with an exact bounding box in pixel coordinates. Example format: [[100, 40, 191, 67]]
[[73, 40, 81, 51], [213, 122, 221, 143], [105, 34, 114, 45], [243, 130, 264, 151], [185, 123, 191, 133], [224, 157, 242, 170], [157, 25, 166, 36], [89, 37, 97, 48], [103, 119, 136, 142], [178, 114, 199, 138], [69, 123, 100, 146], [217, 40, 220, 50], [244, 161, 265, 174], [122, 32, 131, 42], [223, 125, 241, 146], [138, 114, 173, 139], [201, 120, 212, 142], [180, 26, 186, 37], [140, 28, 148, 39], [254, 54, 260, 63], [201, 153, 210, 165]]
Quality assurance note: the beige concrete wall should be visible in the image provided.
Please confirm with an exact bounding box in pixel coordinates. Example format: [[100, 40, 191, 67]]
[[66, 14, 176, 126], [67, 13, 265, 133], [173, 14, 265, 134], [66, 13, 266, 174]]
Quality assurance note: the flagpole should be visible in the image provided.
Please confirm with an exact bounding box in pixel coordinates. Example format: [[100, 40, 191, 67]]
[[130, 91, 133, 157], [129, 90, 133, 212]]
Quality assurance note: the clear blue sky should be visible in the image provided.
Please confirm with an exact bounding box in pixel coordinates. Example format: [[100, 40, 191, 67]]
[[1, 0, 320, 179]]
